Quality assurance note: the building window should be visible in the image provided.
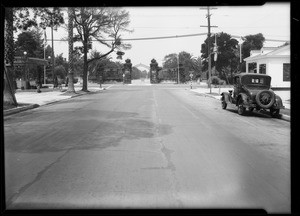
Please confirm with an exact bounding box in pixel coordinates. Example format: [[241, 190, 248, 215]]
[[283, 63, 290, 81], [248, 62, 257, 73], [259, 64, 266, 74]]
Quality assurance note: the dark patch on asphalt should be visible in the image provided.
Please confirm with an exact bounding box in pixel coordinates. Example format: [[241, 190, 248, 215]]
[[5, 117, 173, 153]]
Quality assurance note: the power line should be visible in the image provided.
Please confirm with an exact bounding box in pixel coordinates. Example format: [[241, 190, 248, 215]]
[[45, 33, 288, 43], [50, 33, 208, 42]]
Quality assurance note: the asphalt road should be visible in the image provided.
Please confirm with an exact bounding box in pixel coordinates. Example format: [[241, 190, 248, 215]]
[[4, 84, 290, 213]]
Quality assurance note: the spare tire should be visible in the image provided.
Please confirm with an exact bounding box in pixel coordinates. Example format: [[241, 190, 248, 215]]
[[255, 90, 275, 109]]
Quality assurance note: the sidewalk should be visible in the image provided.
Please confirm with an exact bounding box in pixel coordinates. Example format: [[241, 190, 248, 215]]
[[4, 83, 108, 117], [191, 85, 290, 122]]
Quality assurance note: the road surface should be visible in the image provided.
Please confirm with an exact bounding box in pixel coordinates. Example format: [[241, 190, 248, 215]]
[[4, 84, 290, 213]]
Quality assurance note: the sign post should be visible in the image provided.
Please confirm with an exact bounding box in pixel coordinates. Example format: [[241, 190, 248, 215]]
[[99, 75, 102, 89], [189, 73, 193, 89]]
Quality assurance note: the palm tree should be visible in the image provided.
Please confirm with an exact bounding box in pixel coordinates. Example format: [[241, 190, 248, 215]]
[[4, 7, 18, 108], [67, 7, 75, 93]]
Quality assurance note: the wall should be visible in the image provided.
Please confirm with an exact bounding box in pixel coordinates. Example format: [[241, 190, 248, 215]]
[[246, 57, 290, 88], [267, 58, 290, 88]]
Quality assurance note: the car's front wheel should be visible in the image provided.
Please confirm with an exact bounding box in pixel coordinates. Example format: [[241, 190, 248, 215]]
[[237, 99, 246, 115], [221, 96, 227, 109]]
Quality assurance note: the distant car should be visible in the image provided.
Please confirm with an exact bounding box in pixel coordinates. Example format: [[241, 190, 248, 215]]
[[220, 73, 285, 117]]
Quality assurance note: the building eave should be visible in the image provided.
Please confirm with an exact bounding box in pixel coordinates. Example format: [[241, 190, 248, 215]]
[[244, 55, 290, 62]]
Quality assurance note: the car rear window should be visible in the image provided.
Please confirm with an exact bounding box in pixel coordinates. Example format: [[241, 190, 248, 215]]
[[251, 78, 264, 84], [242, 76, 270, 86]]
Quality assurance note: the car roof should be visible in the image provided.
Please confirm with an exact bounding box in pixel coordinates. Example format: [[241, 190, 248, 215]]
[[234, 73, 271, 78]]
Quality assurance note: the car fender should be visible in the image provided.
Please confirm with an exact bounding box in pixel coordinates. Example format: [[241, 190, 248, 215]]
[[221, 92, 231, 103], [236, 93, 249, 106], [273, 94, 284, 108]]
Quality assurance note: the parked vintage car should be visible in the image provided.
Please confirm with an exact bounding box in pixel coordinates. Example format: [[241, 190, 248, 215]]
[[220, 73, 285, 117]]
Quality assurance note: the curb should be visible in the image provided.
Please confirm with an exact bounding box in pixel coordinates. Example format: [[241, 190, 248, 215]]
[[279, 114, 290, 122], [3, 89, 103, 117], [4, 104, 40, 116], [191, 90, 290, 122]]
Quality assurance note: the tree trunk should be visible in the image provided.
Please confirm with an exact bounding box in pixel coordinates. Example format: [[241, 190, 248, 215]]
[[4, 7, 18, 107], [67, 7, 75, 93], [82, 36, 88, 92]]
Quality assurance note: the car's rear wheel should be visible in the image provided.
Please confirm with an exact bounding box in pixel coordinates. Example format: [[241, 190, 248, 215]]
[[221, 96, 227, 109], [270, 107, 280, 118], [255, 90, 275, 109], [237, 99, 245, 115]]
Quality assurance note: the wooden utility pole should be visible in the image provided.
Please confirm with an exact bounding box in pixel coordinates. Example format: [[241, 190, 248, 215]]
[[200, 7, 217, 93]]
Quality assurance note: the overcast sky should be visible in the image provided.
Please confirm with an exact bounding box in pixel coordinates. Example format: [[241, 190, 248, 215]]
[[45, 3, 290, 69]]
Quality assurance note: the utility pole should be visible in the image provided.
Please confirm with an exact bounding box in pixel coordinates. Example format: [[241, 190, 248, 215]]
[[177, 53, 180, 84], [200, 6, 217, 94]]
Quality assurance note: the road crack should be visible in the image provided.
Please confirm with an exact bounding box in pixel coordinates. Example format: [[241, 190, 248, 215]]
[[6, 149, 72, 208]]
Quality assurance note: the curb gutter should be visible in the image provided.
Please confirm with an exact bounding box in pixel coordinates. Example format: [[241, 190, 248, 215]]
[[4, 104, 40, 116], [4, 90, 102, 117]]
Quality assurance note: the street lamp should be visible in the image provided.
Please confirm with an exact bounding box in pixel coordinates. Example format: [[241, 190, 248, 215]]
[[22, 51, 28, 90], [189, 72, 193, 89], [51, 22, 55, 88]]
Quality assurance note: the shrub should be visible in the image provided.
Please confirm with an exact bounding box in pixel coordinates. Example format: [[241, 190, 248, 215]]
[[207, 76, 221, 85], [219, 80, 226, 85]]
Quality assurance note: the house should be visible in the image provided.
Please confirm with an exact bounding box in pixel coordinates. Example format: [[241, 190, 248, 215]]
[[244, 44, 290, 89]]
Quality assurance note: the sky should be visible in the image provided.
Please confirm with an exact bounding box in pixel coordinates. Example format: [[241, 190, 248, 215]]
[[43, 3, 290, 70]]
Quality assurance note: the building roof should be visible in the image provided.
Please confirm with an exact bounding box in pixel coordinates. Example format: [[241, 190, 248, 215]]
[[244, 44, 290, 62], [14, 56, 48, 66]]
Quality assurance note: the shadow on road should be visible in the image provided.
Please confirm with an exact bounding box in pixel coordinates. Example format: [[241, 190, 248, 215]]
[[5, 109, 173, 154], [224, 108, 272, 119]]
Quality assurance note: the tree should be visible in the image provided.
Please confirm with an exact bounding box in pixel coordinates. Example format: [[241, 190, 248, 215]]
[[67, 7, 75, 93], [73, 54, 84, 80], [201, 32, 239, 80], [54, 65, 67, 80], [240, 33, 265, 71], [162, 51, 201, 83], [72, 7, 132, 91], [34, 8, 65, 87], [162, 53, 179, 81], [131, 67, 142, 79], [191, 56, 202, 80], [4, 7, 18, 108], [14, 29, 44, 58], [87, 50, 109, 81], [55, 54, 68, 72], [14, 29, 47, 88], [242, 33, 265, 58]]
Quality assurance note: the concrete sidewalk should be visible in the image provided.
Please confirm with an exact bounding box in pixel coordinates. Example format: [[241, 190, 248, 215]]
[[190, 86, 290, 122], [4, 83, 109, 117]]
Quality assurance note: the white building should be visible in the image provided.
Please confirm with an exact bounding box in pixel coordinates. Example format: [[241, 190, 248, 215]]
[[244, 44, 290, 89]]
